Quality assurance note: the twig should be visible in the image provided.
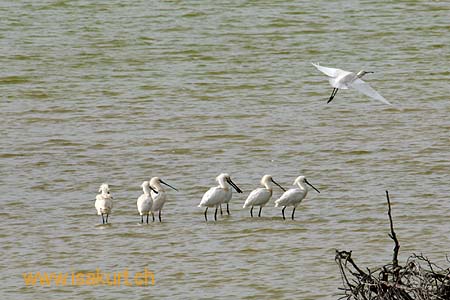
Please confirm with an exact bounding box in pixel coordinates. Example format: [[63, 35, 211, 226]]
[[386, 190, 400, 277]]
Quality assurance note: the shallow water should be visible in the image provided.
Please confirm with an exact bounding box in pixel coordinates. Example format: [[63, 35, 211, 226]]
[[1, 1, 449, 299]]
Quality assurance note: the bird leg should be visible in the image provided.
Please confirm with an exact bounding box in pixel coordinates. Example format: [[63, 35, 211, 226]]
[[214, 206, 218, 221], [282, 206, 286, 220], [105, 214, 109, 224], [152, 212, 155, 222], [204, 207, 208, 222], [220, 204, 223, 215], [227, 203, 230, 215], [328, 88, 339, 103], [141, 215, 143, 224], [146, 214, 149, 224], [291, 207, 296, 220], [250, 206, 253, 218], [158, 210, 162, 222], [258, 206, 262, 217], [101, 214, 105, 224]]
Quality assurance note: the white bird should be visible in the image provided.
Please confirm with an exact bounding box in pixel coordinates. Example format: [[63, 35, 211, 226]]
[[136, 181, 158, 224], [312, 63, 391, 105], [198, 173, 243, 221], [149, 177, 178, 222], [95, 183, 113, 224], [243, 175, 286, 217], [274, 176, 320, 220]]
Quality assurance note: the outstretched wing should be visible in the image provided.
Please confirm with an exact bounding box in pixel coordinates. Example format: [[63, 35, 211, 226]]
[[311, 63, 349, 78], [350, 78, 391, 105]]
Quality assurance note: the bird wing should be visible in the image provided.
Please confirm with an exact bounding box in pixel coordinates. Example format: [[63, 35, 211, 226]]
[[199, 187, 223, 207], [275, 189, 303, 207], [311, 63, 350, 78], [243, 188, 270, 207], [350, 78, 391, 105], [94, 197, 103, 213]]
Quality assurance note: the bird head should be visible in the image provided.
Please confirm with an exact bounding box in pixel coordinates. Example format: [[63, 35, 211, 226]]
[[356, 70, 374, 78]]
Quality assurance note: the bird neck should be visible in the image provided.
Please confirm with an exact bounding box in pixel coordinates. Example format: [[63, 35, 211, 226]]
[[143, 186, 152, 195], [263, 182, 273, 190], [217, 177, 229, 189], [296, 181, 307, 191]]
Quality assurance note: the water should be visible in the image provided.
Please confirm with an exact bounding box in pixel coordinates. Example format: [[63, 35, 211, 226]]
[[1, 1, 449, 299]]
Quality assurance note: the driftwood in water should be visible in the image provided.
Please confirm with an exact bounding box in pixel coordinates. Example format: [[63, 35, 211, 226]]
[[335, 191, 450, 300]]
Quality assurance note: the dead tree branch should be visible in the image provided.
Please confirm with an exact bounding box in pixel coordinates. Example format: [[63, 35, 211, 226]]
[[335, 191, 450, 300], [386, 190, 400, 276]]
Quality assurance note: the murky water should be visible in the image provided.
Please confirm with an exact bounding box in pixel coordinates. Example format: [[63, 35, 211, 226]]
[[1, 1, 449, 299]]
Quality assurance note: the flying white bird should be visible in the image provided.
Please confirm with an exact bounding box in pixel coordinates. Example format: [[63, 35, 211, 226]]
[[95, 183, 113, 224], [149, 177, 178, 222], [137, 181, 158, 224], [243, 175, 286, 217], [312, 63, 391, 105], [198, 173, 243, 221], [274, 176, 320, 220]]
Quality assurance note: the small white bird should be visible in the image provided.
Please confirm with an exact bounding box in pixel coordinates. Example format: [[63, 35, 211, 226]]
[[137, 181, 158, 224], [95, 183, 113, 224], [149, 177, 178, 222], [243, 175, 286, 217], [198, 173, 243, 221], [312, 63, 391, 105], [274, 176, 320, 220]]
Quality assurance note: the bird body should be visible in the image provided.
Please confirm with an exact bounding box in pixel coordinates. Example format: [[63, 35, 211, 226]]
[[150, 184, 166, 213], [244, 187, 272, 208], [243, 175, 285, 217], [137, 181, 153, 223], [274, 188, 307, 208], [95, 183, 113, 224], [274, 176, 320, 220], [312, 63, 391, 105], [200, 186, 230, 208]]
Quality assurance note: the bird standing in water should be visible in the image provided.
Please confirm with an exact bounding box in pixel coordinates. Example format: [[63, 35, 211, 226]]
[[243, 175, 285, 217], [274, 176, 320, 220], [95, 183, 113, 224], [149, 177, 178, 222], [198, 173, 243, 221]]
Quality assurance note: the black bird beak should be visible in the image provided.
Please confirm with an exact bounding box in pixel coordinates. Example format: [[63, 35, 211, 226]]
[[160, 179, 178, 191], [305, 178, 320, 193], [271, 178, 286, 192], [226, 177, 243, 193], [150, 185, 158, 194]]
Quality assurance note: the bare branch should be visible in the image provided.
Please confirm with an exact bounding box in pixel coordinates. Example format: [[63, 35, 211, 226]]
[[386, 190, 400, 275], [335, 190, 450, 300]]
